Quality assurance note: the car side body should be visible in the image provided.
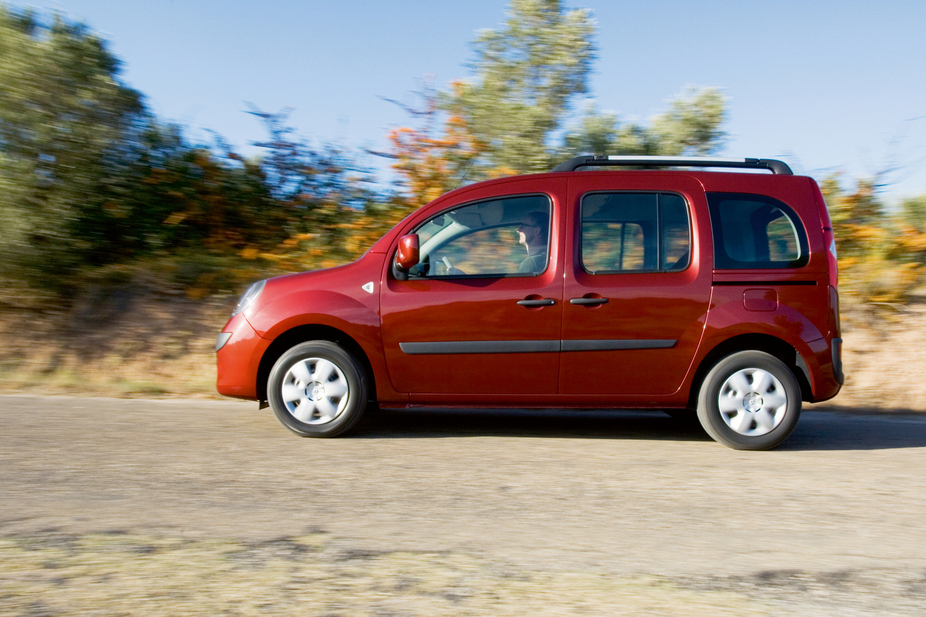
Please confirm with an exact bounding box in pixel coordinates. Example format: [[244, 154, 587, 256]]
[[216, 157, 843, 449]]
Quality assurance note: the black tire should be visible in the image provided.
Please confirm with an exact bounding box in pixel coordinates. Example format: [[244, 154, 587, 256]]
[[697, 351, 801, 450], [267, 341, 368, 438]]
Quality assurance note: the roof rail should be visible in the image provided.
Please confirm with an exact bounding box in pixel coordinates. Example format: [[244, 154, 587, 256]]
[[552, 155, 793, 175]]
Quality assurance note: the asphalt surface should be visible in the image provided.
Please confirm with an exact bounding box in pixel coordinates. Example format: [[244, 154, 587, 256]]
[[3, 395, 926, 613]]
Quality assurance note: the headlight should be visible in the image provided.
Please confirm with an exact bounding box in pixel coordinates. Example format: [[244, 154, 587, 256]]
[[232, 280, 266, 316]]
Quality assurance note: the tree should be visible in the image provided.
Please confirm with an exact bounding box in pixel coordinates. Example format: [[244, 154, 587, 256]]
[[246, 107, 382, 267], [0, 7, 392, 291], [821, 176, 926, 303], [444, 0, 596, 175], [384, 0, 594, 206], [0, 7, 143, 284], [650, 87, 727, 155], [86, 121, 281, 258], [901, 195, 926, 232], [384, 80, 488, 211], [562, 87, 727, 157], [387, 1, 728, 207]]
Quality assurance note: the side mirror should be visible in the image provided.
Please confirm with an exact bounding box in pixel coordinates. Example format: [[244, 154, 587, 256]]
[[395, 234, 420, 272]]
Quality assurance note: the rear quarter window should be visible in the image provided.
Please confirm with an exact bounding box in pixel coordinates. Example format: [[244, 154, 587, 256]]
[[707, 193, 809, 269]]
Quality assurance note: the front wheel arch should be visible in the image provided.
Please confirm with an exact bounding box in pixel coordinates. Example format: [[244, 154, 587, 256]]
[[256, 325, 376, 404]]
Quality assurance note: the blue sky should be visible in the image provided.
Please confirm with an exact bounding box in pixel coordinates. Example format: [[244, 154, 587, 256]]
[[22, 0, 926, 204]]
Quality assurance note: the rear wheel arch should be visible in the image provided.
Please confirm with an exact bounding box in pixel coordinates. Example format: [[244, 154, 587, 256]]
[[687, 334, 811, 409], [256, 325, 376, 404]]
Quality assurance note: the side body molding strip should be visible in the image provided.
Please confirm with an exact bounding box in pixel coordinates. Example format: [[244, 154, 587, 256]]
[[399, 340, 560, 355], [399, 340, 677, 355], [561, 339, 677, 352]]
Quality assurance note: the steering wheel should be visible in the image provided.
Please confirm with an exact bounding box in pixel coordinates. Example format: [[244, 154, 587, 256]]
[[442, 256, 465, 276]]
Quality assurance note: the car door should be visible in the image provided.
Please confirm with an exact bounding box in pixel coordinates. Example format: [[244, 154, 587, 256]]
[[559, 174, 712, 398], [380, 179, 566, 403]]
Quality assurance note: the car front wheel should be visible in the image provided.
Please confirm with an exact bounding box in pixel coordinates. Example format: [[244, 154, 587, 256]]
[[697, 351, 801, 450], [267, 341, 368, 437]]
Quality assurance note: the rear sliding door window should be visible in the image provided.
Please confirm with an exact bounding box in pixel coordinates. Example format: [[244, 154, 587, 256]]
[[707, 193, 809, 269], [580, 192, 690, 274]]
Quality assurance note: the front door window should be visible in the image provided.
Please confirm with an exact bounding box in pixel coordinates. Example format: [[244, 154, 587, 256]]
[[411, 195, 552, 278]]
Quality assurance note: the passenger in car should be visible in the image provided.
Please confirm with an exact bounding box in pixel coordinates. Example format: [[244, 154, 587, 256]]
[[517, 212, 548, 274]]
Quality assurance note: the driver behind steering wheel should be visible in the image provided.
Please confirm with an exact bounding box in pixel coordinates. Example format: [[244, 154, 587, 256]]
[[516, 211, 548, 274]]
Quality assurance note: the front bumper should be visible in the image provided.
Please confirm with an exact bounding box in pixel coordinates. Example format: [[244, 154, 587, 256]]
[[216, 313, 271, 400]]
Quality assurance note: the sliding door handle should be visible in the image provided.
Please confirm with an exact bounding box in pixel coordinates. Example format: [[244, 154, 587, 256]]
[[569, 297, 609, 306]]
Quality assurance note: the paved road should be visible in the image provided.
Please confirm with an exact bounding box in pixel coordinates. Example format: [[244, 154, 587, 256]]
[[3, 395, 926, 613]]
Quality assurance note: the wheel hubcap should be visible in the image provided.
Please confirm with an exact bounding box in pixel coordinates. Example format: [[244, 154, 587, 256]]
[[743, 393, 763, 412], [307, 382, 325, 401], [717, 368, 788, 436], [280, 358, 349, 425]]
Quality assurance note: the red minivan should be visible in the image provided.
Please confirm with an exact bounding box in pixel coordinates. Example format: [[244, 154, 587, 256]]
[[216, 156, 843, 450]]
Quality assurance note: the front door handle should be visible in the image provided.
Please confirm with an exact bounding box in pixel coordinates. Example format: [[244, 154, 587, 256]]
[[517, 298, 556, 307], [569, 297, 609, 306]]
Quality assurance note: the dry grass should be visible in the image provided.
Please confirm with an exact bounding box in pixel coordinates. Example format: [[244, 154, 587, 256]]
[[0, 277, 231, 399], [824, 299, 926, 412]]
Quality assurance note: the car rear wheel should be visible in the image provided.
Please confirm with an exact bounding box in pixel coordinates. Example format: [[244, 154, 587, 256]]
[[697, 351, 801, 450], [267, 341, 368, 437]]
